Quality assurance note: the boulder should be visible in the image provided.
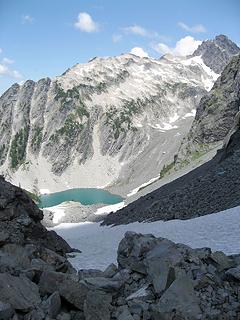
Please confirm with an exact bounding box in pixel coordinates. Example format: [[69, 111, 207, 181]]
[[39, 271, 88, 310], [78, 269, 103, 281], [0, 301, 14, 320], [225, 265, 240, 281], [152, 276, 202, 320], [210, 251, 234, 271], [42, 291, 61, 318], [81, 276, 123, 292], [84, 290, 112, 320], [0, 273, 41, 311], [146, 260, 175, 294]]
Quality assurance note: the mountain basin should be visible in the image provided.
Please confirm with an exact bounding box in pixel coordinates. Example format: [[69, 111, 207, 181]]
[[38, 188, 123, 208]]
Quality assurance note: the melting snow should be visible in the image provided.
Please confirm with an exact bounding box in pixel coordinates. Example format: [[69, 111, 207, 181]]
[[52, 206, 240, 270]]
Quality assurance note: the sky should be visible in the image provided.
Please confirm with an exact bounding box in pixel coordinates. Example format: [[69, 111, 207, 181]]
[[0, 0, 240, 94]]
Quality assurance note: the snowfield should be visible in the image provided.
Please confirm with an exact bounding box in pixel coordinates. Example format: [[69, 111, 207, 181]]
[[52, 206, 240, 271]]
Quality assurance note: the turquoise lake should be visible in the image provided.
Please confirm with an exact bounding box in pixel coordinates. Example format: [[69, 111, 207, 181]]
[[38, 188, 123, 208]]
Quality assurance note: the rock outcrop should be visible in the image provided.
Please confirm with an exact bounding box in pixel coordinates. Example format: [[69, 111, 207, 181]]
[[0, 176, 72, 254], [192, 34, 240, 73], [177, 53, 240, 164]]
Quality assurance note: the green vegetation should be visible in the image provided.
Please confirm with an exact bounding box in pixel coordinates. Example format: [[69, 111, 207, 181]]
[[10, 126, 29, 169], [105, 100, 140, 139], [49, 113, 84, 143], [76, 101, 90, 120], [31, 127, 43, 151], [55, 83, 90, 119], [160, 161, 175, 179]]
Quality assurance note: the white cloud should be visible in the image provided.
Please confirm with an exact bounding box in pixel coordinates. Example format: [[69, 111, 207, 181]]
[[22, 15, 34, 24], [130, 47, 149, 58], [2, 57, 14, 64], [178, 22, 206, 33], [124, 25, 148, 37], [112, 34, 122, 43], [153, 36, 202, 56], [0, 57, 22, 79], [74, 12, 99, 32]]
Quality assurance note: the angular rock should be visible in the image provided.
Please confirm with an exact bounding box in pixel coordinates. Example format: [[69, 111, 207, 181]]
[[226, 265, 240, 281], [210, 251, 234, 271], [42, 291, 61, 318], [0, 273, 41, 311], [78, 269, 103, 281], [146, 260, 175, 294], [0, 301, 14, 320], [152, 276, 202, 320], [39, 271, 88, 310], [103, 263, 118, 278], [81, 276, 123, 292], [84, 290, 112, 320], [116, 306, 134, 320]]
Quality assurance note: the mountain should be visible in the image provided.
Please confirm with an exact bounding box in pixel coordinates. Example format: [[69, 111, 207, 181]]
[[192, 34, 240, 73], [176, 53, 240, 166], [102, 55, 240, 226], [0, 35, 238, 194]]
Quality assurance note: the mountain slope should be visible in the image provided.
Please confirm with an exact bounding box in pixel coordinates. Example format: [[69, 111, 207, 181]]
[[0, 35, 238, 194], [102, 56, 240, 225], [176, 53, 240, 165]]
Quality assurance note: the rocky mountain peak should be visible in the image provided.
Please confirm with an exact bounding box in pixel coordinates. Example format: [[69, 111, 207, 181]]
[[192, 34, 240, 73]]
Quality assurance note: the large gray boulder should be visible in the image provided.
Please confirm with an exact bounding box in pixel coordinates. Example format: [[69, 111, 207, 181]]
[[39, 271, 88, 310], [152, 276, 202, 319], [84, 290, 112, 320], [0, 273, 41, 311]]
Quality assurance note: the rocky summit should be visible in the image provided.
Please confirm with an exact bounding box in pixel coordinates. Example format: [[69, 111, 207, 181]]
[[0, 35, 238, 195], [192, 34, 240, 74]]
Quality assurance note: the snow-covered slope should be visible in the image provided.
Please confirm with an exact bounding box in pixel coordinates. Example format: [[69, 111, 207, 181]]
[[52, 205, 240, 270], [1, 36, 237, 194]]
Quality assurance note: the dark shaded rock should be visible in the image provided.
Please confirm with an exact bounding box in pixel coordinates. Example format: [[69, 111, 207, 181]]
[[0, 273, 41, 311], [78, 269, 103, 281], [81, 276, 123, 292], [0, 301, 14, 320], [84, 290, 112, 320], [152, 276, 202, 320], [39, 271, 87, 310], [225, 266, 240, 281], [42, 291, 61, 318], [0, 176, 72, 254]]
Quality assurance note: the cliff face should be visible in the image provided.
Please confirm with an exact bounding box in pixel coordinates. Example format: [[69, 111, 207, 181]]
[[192, 34, 240, 73], [0, 52, 218, 193], [177, 53, 240, 165]]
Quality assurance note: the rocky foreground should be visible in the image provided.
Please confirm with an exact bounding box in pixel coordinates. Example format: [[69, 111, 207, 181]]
[[0, 177, 240, 319]]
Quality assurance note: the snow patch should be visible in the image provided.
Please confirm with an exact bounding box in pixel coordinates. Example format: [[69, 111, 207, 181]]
[[127, 175, 160, 197], [94, 201, 125, 216], [52, 206, 240, 270]]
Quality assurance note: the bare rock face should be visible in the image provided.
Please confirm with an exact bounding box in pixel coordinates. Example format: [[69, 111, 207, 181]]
[[0, 176, 72, 254], [177, 53, 240, 163], [192, 34, 240, 74]]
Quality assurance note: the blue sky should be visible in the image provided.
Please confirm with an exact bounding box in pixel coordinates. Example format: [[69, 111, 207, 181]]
[[0, 0, 240, 94]]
